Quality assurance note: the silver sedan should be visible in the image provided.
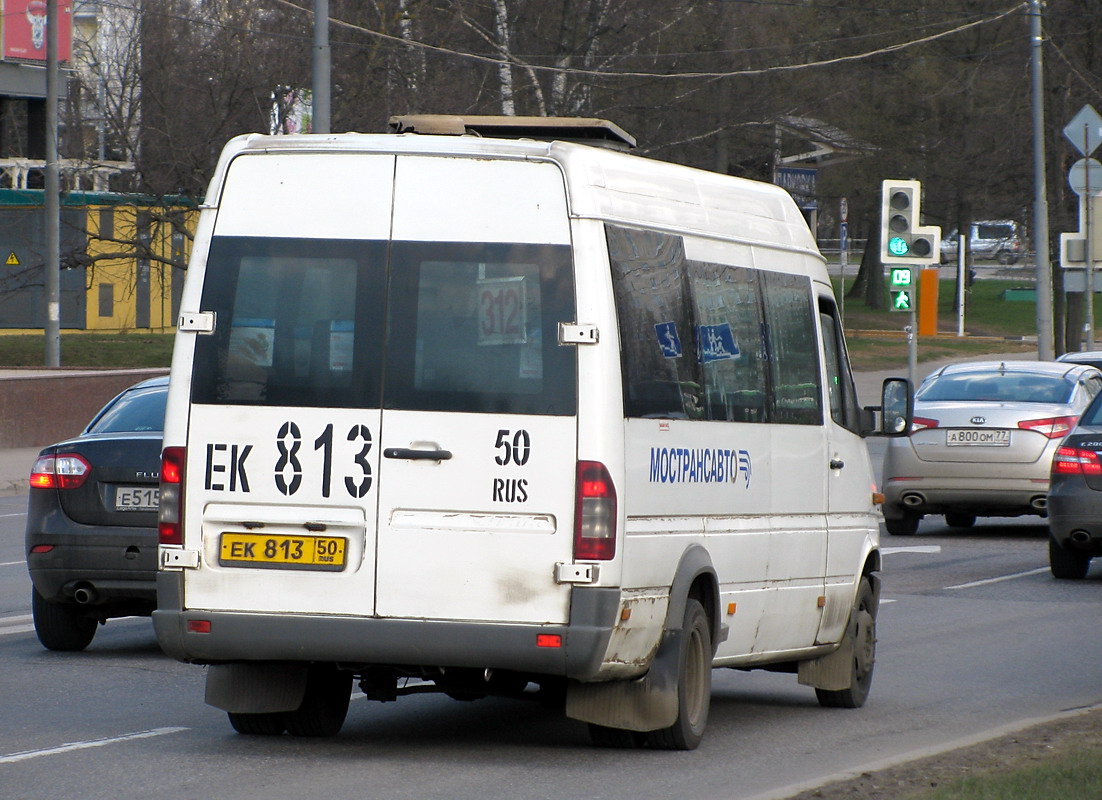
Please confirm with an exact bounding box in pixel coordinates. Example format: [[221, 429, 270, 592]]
[[881, 360, 1102, 535]]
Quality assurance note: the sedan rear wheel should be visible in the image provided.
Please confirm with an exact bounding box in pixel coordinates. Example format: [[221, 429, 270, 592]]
[[885, 515, 919, 536], [32, 588, 97, 652], [944, 513, 976, 529], [1049, 537, 1091, 580]]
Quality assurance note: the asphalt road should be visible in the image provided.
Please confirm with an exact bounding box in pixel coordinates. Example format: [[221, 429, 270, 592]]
[[2, 486, 1101, 800]]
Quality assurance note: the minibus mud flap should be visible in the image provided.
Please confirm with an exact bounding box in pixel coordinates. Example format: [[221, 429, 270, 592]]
[[564, 544, 722, 731], [205, 662, 309, 713], [563, 626, 682, 731]]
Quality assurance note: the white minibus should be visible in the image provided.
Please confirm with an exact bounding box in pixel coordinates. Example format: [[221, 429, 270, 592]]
[[155, 115, 911, 749]]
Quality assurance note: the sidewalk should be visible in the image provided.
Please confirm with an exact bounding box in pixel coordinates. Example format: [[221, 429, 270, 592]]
[[0, 447, 41, 497], [0, 351, 1041, 499]]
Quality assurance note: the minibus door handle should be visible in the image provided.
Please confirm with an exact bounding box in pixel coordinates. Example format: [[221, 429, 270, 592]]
[[829, 458, 845, 470], [384, 447, 453, 461]]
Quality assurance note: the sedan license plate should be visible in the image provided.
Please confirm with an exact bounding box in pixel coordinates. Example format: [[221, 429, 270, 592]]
[[115, 486, 159, 511], [946, 429, 1011, 446], [219, 532, 346, 571]]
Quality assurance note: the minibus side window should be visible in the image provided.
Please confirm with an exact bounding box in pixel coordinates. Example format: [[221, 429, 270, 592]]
[[819, 301, 861, 433], [761, 271, 823, 426], [687, 260, 768, 423], [606, 226, 704, 419], [607, 223, 821, 426]]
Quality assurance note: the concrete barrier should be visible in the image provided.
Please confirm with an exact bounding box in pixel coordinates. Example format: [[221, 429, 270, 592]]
[[0, 368, 169, 449]]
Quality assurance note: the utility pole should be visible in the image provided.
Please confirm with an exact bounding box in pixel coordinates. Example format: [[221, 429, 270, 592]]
[[45, 0, 60, 366], [312, 0, 330, 134], [1030, 0, 1054, 359]]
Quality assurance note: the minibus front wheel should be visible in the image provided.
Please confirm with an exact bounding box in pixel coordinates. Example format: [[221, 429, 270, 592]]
[[814, 576, 876, 709]]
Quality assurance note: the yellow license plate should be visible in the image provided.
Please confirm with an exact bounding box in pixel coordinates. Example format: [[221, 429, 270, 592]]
[[219, 532, 347, 571]]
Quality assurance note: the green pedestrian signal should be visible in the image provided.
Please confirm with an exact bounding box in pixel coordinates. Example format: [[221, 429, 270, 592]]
[[890, 289, 913, 312], [888, 236, 910, 257], [890, 267, 913, 287]]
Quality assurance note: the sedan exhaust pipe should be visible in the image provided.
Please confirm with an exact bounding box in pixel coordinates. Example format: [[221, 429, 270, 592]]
[[73, 586, 97, 605], [1070, 530, 1093, 546], [901, 493, 925, 508], [1030, 496, 1047, 512]]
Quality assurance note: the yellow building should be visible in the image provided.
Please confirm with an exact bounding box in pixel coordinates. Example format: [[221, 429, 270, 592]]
[[0, 189, 197, 332]]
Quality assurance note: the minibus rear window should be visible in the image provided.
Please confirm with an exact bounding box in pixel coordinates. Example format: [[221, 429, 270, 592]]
[[192, 236, 387, 409], [383, 241, 577, 416], [192, 237, 576, 416]]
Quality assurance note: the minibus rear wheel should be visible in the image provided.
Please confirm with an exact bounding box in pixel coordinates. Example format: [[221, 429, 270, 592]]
[[645, 598, 712, 750], [285, 663, 353, 737], [228, 711, 287, 735]]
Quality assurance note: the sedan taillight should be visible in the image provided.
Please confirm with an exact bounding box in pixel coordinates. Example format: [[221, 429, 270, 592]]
[[29, 453, 91, 490], [1052, 445, 1102, 475], [911, 416, 939, 433], [1019, 415, 1078, 439]]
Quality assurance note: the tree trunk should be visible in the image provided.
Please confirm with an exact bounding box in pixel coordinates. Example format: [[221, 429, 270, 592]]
[[847, 220, 885, 310]]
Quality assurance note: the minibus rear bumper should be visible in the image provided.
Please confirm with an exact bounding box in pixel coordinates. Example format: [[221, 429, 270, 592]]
[[153, 576, 619, 682]]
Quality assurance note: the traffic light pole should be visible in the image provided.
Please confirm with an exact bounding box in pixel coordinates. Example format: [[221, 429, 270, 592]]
[[1087, 157, 1095, 350], [906, 315, 917, 387]]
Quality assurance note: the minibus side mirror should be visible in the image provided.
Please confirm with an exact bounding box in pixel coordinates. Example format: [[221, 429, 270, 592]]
[[861, 377, 913, 437]]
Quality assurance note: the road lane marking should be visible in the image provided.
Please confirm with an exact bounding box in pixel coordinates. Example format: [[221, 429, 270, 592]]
[[944, 567, 1049, 590], [882, 545, 942, 555], [0, 615, 34, 636], [0, 560, 26, 567], [0, 727, 188, 764], [0, 512, 26, 517]]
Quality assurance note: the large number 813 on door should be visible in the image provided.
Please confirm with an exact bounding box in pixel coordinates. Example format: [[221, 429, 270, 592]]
[[219, 532, 347, 572]]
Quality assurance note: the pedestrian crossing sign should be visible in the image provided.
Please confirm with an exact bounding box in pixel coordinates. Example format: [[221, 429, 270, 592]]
[[890, 288, 913, 312], [5, 252, 18, 266]]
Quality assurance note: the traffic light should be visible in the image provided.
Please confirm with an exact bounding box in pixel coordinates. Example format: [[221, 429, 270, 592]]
[[880, 180, 941, 266], [888, 266, 913, 313]]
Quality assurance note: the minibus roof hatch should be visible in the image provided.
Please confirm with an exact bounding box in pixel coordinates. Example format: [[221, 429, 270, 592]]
[[387, 114, 637, 150]]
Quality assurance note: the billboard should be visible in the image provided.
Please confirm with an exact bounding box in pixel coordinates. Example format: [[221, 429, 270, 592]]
[[2, 0, 73, 63]]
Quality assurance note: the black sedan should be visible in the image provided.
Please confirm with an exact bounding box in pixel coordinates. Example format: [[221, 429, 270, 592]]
[[1048, 393, 1102, 579], [25, 375, 167, 650]]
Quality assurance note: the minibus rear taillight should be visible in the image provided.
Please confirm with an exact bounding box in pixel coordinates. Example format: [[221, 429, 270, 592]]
[[574, 461, 616, 561], [159, 447, 185, 546]]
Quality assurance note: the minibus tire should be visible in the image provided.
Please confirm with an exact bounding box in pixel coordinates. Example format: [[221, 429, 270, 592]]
[[32, 588, 97, 652], [587, 724, 646, 748], [645, 598, 712, 750], [284, 664, 353, 737], [228, 711, 287, 736], [815, 577, 876, 709]]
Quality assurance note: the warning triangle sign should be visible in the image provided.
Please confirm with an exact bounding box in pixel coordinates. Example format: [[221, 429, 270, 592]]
[[5, 252, 18, 266]]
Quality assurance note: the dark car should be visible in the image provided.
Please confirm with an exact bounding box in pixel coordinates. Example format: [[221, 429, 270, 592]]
[[1047, 391, 1102, 579], [25, 375, 168, 650]]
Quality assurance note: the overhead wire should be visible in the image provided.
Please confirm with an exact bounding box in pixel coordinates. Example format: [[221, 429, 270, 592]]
[[270, 0, 1029, 80]]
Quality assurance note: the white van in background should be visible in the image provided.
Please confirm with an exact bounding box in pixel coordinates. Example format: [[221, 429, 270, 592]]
[[154, 115, 911, 750]]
